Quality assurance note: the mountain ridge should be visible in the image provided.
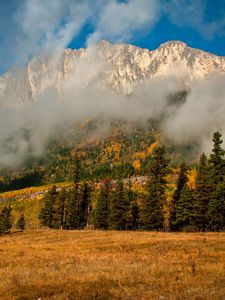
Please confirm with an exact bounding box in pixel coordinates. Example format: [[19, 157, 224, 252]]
[[0, 40, 225, 106]]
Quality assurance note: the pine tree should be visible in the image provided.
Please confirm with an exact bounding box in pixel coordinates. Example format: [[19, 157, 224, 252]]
[[0, 205, 12, 234], [129, 198, 139, 230], [39, 186, 57, 228], [207, 132, 225, 231], [16, 213, 25, 231], [170, 162, 188, 231], [109, 180, 129, 230], [66, 187, 82, 229], [140, 145, 169, 231], [207, 182, 225, 231], [194, 153, 211, 231], [66, 155, 84, 229], [208, 131, 225, 186], [52, 188, 66, 229], [94, 182, 110, 229], [174, 185, 196, 231], [80, 182, 91, 228]]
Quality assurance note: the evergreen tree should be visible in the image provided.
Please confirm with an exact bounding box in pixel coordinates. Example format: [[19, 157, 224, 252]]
[[129, 198, 139, 230], [94, 182, 110, 229], [52, 188, 66, 229], [207, 182, 225, 231], [207, 132, 225, 231], [66, 187, 82, 229], [194, 153, 211, 231], [0, 205, 12, 234], [16, 213, 25, 231], [109, 180, 129, 230], [66, 155, 84, 229], [170, 162, 188, 231], [39, 186, 57, 228], [80, 182, 91, 228], [140, 145, 169, 231], [174, 185, 196, 231]]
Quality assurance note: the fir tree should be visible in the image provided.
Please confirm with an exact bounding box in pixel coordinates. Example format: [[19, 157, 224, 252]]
[[109, 180, 129, 230], [207, 132, 225, 231], [94, 182, 110, 229], [16, 213, 25, 231], [207, 182, 225, 231], [0, 205, 12, 234], [52, 188, 66, 229], [39, 186, 57, 228], [194, 153, 211, 231], [66, 187, 82, 229], [208, 131, 225, 186], [129, 198, 139, 230], [170, 162, 188, 231], [80, 182, 91, 228], [174, 185, 196, 231], [66, 155, 84, 229], [140, 145, 169, 231]]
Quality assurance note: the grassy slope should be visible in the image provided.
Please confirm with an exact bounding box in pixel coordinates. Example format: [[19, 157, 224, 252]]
[[0, 230, 225, 300]]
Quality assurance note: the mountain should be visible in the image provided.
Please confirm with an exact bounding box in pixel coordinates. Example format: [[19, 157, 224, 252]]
[[0, 40, 225, 106]]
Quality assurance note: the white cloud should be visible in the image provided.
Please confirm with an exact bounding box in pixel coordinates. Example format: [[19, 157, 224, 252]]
[[87, 0, 161, 44]]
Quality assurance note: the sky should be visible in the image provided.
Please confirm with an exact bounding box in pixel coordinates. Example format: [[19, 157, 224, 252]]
[[0, 0, 224, 74]]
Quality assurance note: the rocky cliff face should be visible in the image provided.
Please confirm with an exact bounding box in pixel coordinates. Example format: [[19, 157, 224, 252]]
[[0, 40, 224, 106]]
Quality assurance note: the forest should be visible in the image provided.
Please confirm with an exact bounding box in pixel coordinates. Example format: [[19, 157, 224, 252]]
[[1, 131, 225, 234]]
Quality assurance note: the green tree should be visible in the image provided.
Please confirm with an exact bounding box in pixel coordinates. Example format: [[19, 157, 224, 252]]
[[140, 145, 170, 231], [170, 162, 188, 231], [207, 182, 225, 231], [16, 213, 25, 231], [80, 182, 91, 228], [94, 182, 110, 229], [52, 188, 66, 229], [207, 132, 225, 231], [174, 185, 196, 231], [0, 205, 12, 234], [194, 153, 211, 231], [109, 180, 129, 230], [66, 186, 82, 229], [39, 186, 57, 228]]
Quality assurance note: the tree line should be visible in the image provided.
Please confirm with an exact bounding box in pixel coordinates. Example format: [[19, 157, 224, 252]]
[[1, 131, 225, 234], [39, 132, 225, 232]]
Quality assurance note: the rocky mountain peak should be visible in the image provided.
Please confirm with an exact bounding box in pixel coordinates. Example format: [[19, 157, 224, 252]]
[[0, 41, 225, 106]]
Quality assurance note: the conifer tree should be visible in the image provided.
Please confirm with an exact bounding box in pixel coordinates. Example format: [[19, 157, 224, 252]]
[[39, 186, 57, 228], [170, 162, 188, 231], [66, 187, 82, 229], [173, 185, 196, 231], [94, 182, 110, 229], [207, 182, 225, 231], [140, 145, 169, 231], [208, 131, 225, 185], [52, 188, 66, 229], [194, 153, 211, 231], [109, 180, 129, 230], [80, 182, 91, 228], [16, 213, 25, 231], [66, 155, 83, 229], [0, 205, 12, 234], [207, 132, 225, 231], [129, 198, 139, 230]]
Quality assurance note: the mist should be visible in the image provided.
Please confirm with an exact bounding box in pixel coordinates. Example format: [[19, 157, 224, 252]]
[[0, 43, 225, 168]]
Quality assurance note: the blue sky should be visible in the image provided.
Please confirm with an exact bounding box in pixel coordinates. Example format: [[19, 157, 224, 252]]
[[0, 0, 225, 74]]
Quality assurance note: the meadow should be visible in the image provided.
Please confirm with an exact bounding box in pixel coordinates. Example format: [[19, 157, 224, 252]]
[[0, 230, 225, 300]]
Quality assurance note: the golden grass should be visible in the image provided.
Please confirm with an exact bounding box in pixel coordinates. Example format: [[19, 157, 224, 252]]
[[0, 182, 72, 201], [0, 230, 225, 300]]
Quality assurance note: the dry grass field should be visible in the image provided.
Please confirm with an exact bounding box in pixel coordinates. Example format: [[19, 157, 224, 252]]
[[0, 230, 225, 300]]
